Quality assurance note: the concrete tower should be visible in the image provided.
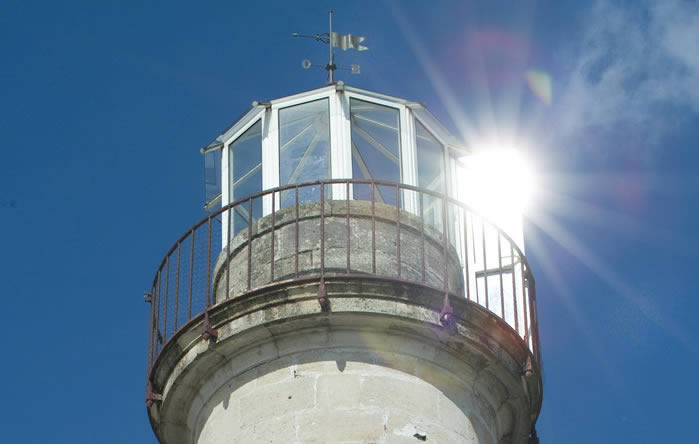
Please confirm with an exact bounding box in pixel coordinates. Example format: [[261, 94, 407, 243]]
[[145, 83, 543, 443]]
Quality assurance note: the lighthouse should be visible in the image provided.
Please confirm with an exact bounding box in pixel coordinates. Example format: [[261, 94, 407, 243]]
[[144, 26, 542, 442]]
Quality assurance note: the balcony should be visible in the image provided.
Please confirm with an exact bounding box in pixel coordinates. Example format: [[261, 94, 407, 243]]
[[146, 179, 541, 385]]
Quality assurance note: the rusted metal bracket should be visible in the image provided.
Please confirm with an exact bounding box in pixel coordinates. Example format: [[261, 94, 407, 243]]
[[145, 391, 163, 408], [439, 293, 454, 326], [523, 355, 534, 377], [146, 382, 162, 408], [201, 311, 218, 341], [317, 281, 329, 310]]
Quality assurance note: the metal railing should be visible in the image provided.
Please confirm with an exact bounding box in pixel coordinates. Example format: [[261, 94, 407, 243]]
[[146, 179, 541, 380]]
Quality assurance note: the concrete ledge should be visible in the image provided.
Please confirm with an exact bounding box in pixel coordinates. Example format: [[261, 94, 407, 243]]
[[148, 277, 541, 443]]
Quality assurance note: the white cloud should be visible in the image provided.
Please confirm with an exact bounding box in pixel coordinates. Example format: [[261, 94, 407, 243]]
[[557, 0, 699, 137]]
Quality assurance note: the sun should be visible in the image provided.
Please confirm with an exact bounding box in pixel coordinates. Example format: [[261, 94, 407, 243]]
[[458, 145, 536, 247]]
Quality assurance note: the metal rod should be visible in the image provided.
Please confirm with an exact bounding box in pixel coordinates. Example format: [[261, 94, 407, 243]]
[[295, 186, 299, 277], [482, 220, 489, 310], [188, 229, 194, 319], [396, 184, 401, 278], [147, 284, 155, 371], [328, 10, 334, 84], [511, 244, 519, 333], [530, 277, 541, 363], [155, 270, 161, 349], [225, 206, 231, 300], [206, 216, 212, 308], [463, 210, 471, 300], [163, 255, 169, 339], [271, 191, 276, 281], [420, 192, 425, 283], [320, 184, 325, 279], [346, 181, 350, 273], [524, 269, 531, 347], [247, 197, 253, 290], [371, 183, 376, 274], [498, 233, 505, 318], [442, 198, 449, 291], [521, 259, 528, 341], [174, 242, 180, 330]]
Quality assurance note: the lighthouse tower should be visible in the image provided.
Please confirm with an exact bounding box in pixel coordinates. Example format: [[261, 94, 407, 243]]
[[144, 81, 543, 443]]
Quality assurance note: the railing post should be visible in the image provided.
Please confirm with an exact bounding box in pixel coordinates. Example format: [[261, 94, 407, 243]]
[[174, 242, 181, 331]]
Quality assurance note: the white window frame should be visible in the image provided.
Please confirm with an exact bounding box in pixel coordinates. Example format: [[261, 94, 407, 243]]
[[220, 110, 265, 247]]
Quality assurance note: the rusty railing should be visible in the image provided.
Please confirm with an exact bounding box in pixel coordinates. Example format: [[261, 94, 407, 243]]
[[145, 179, 541, 384]]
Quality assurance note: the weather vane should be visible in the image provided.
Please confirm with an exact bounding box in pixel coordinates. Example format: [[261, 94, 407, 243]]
[[292, 10, 368, 84]]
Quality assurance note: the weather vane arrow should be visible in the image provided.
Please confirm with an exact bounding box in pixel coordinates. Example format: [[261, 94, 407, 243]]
[[292, 10, 368, 84]]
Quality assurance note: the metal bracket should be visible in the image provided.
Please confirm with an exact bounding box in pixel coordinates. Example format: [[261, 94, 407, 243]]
[[143, 292, 152, 304], [522, 355, 534, 377], [439, 293, 454, 326], [317, 281, 329, 310], [145, 391, 163, 408], [201, 311, 218, 341]]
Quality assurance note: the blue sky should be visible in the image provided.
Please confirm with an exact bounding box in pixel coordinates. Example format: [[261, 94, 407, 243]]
[[2, 1, 698, 442]]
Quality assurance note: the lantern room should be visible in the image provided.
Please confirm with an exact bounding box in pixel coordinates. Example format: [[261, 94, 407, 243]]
[[202, 83, 467, 230]]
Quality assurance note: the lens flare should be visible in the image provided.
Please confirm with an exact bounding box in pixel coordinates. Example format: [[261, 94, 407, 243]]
[[525, 70, 553, 105], [459, 147, 536, 248]]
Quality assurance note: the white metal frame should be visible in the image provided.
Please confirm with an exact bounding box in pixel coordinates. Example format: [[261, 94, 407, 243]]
[[216, 85, 469, 247]]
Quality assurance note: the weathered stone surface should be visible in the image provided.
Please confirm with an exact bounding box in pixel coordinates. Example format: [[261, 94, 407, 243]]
[[212, 200, 464, 303]]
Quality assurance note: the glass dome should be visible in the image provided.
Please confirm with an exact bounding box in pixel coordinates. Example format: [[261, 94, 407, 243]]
[[203, 84, 468, 229]]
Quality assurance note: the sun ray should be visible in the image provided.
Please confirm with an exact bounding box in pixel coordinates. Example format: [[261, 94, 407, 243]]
[[527, 210, 699, 358]]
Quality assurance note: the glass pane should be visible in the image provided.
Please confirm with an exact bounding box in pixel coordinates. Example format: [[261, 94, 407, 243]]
[[350, 98, 401, 205], [229, 120, 262, 234], [416, 121, 445, 230], [279, 99, 331, 206], [204, 149, 221, 211]]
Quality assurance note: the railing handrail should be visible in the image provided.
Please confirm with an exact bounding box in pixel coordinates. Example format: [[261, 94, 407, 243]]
[[150, 178, 533, 288], [146, 179, 541, 377]]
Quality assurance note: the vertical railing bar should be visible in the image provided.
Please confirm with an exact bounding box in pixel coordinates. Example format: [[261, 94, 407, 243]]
[[482, 220, 489, 310], [225, 206, 231, 300], [498, 233, 505, 318], [163, 256, 169, 340], [320, 184, 325, 277], [521, 259, 528, 341], [346, 181, 350, 273], [155, 269, 161, 352], [471, 214, 477, 264], [174, 242, 181, 331], [371, 183, 376, 275], [530, 278, 541, 363], [247, 197, 253, 291], [147, 283, 155, 372], [270, 191, 276, 282], [420, 192, 425, 283], [524, 269, 531, 348], [188, 229, 194, 320], [295, 186, 299, 277], [463, 209, 471, 300], [396, 184, 401, 278], [206, 215, 212, 309], [511, 244, 519, 334], [441, 196, 448, 291]]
